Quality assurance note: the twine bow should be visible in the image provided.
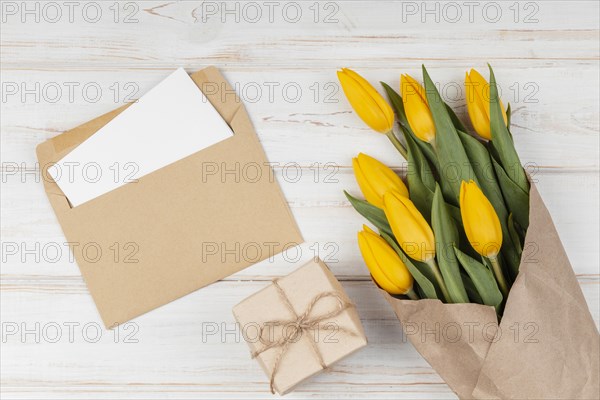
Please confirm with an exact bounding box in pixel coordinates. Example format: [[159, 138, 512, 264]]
[[250, 279, 357, 394]]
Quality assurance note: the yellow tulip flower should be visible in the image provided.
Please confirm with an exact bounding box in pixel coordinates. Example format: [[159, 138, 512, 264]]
[[465, 69, 508, 140], [459, 180, 503, 258], [401, 74, 436, 143], [382, 191, 452, 301], [337, 68, 395, 134], [383, 190, 435, 263], [460, 180, 508, 296], [352, 153, 408, 208], [357, 225, 415, 297]]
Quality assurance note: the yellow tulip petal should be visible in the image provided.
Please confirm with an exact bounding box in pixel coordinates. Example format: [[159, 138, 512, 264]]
[[383, 190, 436, 262], [465, 69, 508, 140], [343, 68, 395, 130], [460, 180, 503, 257], [357, 153, 409, 198], [358, 231, 404, 294], [401, 74, 428, 105], [352, 157, 383, 207], [465, 70, 492, 139], [469, 69, 508, 123], [358, 229, 413, 294], [401, 74, 436, 143], [465, 71, 490, 139], [338, 69, 394, 133], [362, 224, 377, 235], [369, 235, 414, 291], [338, 71, 389, 133]]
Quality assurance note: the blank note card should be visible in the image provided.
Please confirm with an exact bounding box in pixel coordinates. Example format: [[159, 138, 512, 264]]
[[48, 68, 234, 207]]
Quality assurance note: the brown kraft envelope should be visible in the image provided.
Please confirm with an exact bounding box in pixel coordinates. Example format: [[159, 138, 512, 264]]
[[36, 67, 303, 328], [382, 182, 599, 399]]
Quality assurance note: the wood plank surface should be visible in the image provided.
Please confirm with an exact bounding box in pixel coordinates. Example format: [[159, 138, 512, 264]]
[[1, 1, 598, 398]]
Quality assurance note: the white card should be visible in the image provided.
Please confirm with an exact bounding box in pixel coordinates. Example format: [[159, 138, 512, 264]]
[[48, 68, 234, 207]]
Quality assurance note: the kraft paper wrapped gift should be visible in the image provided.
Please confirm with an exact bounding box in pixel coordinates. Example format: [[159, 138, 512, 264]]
[[232, 258, 367, 395]]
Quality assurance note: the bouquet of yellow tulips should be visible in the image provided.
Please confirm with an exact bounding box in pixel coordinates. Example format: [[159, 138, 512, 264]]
[[339, 65, 526, 311], [338, 66, 599, 399]]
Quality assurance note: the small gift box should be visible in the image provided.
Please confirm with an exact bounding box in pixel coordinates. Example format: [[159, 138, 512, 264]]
[[232, 258, 367, 395]]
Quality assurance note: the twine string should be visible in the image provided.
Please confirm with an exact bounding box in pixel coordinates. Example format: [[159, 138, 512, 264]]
[[250, 279, 357, 394]]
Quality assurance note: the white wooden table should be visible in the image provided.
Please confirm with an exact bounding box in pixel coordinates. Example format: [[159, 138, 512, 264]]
[[1, 1, 598, 398]]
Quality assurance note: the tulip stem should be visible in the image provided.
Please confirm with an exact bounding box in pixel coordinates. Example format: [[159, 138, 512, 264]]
[[488, 255, 509, 298], [405, 288, 420, 301], [385, 130, 408, 160], [426, 258, 452, 303]]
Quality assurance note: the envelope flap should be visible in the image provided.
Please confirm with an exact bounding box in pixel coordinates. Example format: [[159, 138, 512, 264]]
[[36, 104, 130, 164], [191, 66, 244, 125]]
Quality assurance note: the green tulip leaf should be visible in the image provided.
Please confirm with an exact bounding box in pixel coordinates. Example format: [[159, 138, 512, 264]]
[[508, 213, 524, 254], [381, 82, 410, 133], [407, 176, 433, 224], [506, 102, 512, 130], [454, 246, 503, 309], [490, 154, 530, 231], [488, 64, 528, 193], [402, 125, 457, 210], [402, 132, 436, 222], [415, 285, 428, 300], [446, 202, 462, 229], [411, 258, 443, 294], [445, 103, 467, 132], [405, 128, 436, 192], [344, 191, 393, 237], [445, 201, 478, 259], [406, 172, 433, 222], [431, 184, 469, 303], [461, 271, 483, 304], [422, 65, 476, 206], [381, 231, 439, 300]]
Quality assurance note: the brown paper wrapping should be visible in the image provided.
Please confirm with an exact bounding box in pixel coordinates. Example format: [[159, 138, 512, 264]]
[[384, 183, 599, 399], [233, 258, 367, 395]]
